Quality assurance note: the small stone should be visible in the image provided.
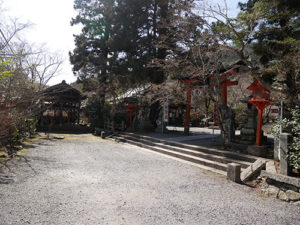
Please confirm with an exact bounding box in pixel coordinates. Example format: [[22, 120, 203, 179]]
[[293, 201, 300, 206], [278, 191, 288, 201], [54, 136, 65, 139], [101, 131, 106, 139], [261, 178, 269, 189], [263, 186, 279, 198], [286, 190, 300, 201]]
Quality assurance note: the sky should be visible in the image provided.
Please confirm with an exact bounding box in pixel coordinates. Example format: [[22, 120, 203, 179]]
[[2, 0, 245, 86]]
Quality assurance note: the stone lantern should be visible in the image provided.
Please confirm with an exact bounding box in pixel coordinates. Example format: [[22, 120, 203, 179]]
[[247, 79, 271, 146]]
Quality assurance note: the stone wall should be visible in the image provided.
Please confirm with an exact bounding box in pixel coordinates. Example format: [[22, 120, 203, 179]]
[[261, 171, 300, 205]]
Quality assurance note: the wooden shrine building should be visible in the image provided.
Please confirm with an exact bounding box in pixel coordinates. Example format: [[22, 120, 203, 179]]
[[39, 80, 85, 128]]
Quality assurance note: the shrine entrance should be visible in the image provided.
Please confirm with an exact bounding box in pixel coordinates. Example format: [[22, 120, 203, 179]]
[[178, 77, 203, 134], [209, 67, 239, 126], [177, 61, 244, 136]]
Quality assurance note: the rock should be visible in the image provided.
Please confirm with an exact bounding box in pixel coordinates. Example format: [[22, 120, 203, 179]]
[[261, 180, 269, 190], [15, 145, 23, 150], [278, 191, 288, 201], [101, 131, 106, 139], [260, 171, 300, 188], [293, 201, 300, 206], [54, 136, 65, 139], [262, 186, 279, 198], [286, 190, 300, 201]]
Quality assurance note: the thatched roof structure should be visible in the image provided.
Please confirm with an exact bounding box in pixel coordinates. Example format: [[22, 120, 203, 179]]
[[41, 80, 85, 104]]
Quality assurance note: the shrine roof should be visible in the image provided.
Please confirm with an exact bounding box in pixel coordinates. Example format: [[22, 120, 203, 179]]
[[41, 80, 85, 103], [247, 78, 271, 91], [175, 60, 247, 82]]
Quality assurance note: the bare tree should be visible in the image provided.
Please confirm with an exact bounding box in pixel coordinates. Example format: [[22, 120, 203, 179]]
[[24, 47, 63, 90], [0, 11, 63, 151]]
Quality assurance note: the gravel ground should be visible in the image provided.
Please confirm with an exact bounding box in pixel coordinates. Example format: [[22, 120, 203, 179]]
[[0, 134, 299, 225]]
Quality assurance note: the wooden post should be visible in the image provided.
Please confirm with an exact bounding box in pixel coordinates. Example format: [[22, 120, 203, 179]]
[[220, 80, 238, 105], [129, 110, 133, 129], [247, 79, 272, 147], [256, 109, 263, 146], [221, 85, 227, 105], [77, 102, 81, 124], [179, 77, 199, 134], [214, 104, 218, 126], [184, 87, 192, 134]]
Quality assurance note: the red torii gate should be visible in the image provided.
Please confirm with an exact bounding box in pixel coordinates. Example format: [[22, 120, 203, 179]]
[[124, 97, 137, 129], [178, 63, 243, 132], [209, 67, 239, 105], [179, 77, 201, 134], [209, 67, 239, 125]]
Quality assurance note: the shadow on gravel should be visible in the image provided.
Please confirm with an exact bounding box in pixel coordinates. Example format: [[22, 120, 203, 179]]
[[0, 155, 38, 181], [37, 125, 92, 134], [16, 155, 38, 174]]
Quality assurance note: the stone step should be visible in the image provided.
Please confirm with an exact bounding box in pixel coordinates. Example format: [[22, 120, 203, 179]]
[[119, 133, 252, 169], [119, 132, 259, 163], [115, 136, 228, 175], [112, 133, 263, 176]]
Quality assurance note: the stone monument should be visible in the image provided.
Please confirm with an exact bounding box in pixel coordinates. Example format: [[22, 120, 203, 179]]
[[239, 96, 257, 144], [219, 104, 235, 144]]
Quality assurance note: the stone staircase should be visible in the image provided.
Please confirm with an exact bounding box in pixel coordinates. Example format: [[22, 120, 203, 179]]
[[112, 132, 261, 176]]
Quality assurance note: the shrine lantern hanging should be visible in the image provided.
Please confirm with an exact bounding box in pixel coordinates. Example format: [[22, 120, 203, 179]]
[[124, 97, 137, 129], [247, 79, 271, 146]]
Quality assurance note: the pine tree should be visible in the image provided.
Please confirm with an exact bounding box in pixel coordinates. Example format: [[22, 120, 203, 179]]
[[240, 0, 300, 107]]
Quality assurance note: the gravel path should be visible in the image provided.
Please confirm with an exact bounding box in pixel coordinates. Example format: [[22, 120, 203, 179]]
[[0, 134, 299, 225]]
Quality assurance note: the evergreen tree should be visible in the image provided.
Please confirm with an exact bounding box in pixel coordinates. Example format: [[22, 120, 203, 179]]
[[70, 0, 193, 126], [240, 0, 300, 107], [70, 0, 176, 90]]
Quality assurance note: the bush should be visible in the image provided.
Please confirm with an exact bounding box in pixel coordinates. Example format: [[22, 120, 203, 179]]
[[271, 109, 300, 169], [289, 109, 300, 169], [113, 112, 127, 124], [85, 96, 112, 129], [234, 104, 248, 129]]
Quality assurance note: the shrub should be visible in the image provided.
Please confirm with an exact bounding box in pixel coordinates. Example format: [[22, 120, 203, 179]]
[[271, 109, 300, 169], [234, 104, 248, 129], [289, 109, 300, 169]]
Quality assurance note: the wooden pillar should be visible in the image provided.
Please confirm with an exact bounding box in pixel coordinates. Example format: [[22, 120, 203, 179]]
[[256, 108, 263, 146], [77, 102, 81, 124], [129, 110, 133, 129], [184, 87, 192, 134], [221, 85, 227, 105], [214, 104, 218, 126]]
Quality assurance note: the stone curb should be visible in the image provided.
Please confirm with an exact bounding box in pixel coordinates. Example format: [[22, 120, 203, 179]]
[[261, 171, 300, 188]]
